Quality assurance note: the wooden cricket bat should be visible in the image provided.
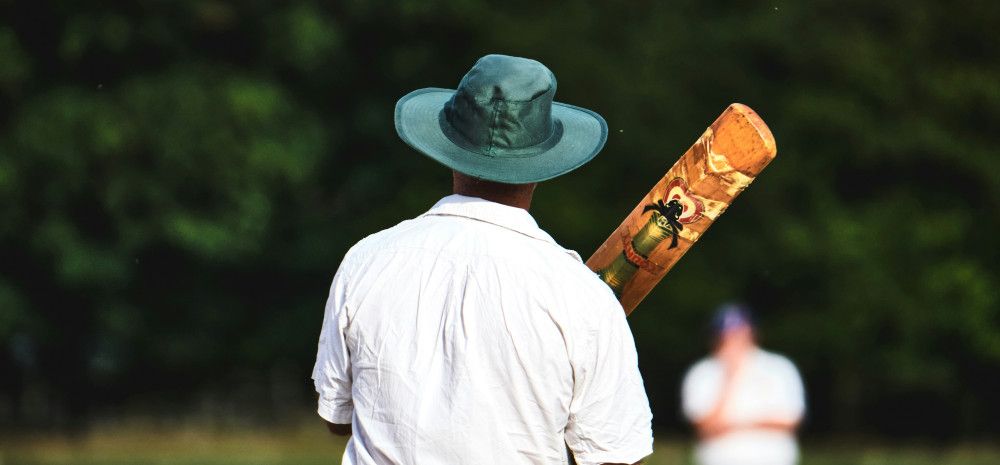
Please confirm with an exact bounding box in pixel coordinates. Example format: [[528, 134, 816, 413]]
[[586, 103, 777, 314]]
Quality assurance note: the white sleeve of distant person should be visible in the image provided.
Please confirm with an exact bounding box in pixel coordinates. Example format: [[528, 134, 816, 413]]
[[681, 360, 717, 423], [768, 355, 806, 421], [311, 260, 355, 425], [564, 285, 654, 465]]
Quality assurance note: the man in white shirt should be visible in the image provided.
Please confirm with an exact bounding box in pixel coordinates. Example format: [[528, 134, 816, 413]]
[[681, 304, 805, 465], [312, 54, 653, 465]]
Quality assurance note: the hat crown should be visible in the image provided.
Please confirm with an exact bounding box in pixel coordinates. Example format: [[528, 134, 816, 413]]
[[442, 54, 561, 156]]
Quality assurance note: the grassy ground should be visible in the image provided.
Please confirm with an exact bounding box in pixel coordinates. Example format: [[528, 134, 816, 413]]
[[2, 422, 997, 465]]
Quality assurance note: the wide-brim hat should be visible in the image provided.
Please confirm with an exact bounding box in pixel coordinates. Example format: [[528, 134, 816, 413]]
[[395, 54, 608, 184]]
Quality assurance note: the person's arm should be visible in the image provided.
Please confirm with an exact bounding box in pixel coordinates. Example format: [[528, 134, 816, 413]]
[[698, 415, 800, 438], [692, 356, 744, 439], [746, 418, 800, 431], [311, 261, 357, 435], [738, 356, 805, 434], [325, 421, 352, 437], [564, 284, 654, 465], [697, 355, 805, 438], [568, 448, 644, 464]]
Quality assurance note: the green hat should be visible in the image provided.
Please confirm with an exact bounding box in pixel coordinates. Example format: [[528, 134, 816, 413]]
[[394, 54, 608, 184]]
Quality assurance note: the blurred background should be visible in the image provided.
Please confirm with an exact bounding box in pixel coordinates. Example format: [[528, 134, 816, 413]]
[[0, 0, 997, 464]]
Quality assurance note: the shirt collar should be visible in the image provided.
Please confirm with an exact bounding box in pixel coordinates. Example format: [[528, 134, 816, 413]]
[[421, 194, 559, 245]]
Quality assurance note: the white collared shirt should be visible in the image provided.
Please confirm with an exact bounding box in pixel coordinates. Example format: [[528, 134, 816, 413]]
[[312, 194, 653, 465], [682, 348, 805, 465]]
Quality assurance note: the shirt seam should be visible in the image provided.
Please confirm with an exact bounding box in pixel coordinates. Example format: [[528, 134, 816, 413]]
[[317, 397, 353, 424], [348, 242, 584, 271], [571, 444, 653, 465], [421, 212, 556, 246]]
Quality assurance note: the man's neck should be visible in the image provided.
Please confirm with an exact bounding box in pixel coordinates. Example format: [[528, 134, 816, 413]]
[[452, 172, 536, 210]]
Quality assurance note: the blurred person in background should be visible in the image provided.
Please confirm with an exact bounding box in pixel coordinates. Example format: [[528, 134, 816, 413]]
[[681, 303, 805, 465]]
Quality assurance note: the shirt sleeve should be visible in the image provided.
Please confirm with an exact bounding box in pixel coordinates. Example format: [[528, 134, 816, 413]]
[[311, 261, 355, 424], [770, 356, 806, 421], [564, 287, 653, 465], [681, 360, 717, 423]]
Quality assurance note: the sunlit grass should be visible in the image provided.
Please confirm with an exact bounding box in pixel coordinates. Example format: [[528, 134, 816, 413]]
[[1, 420, 346, 465], [2, 421, 997, 465]]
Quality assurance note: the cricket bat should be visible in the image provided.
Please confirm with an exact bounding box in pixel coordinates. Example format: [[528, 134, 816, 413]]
[[586, 103, 777, 314]]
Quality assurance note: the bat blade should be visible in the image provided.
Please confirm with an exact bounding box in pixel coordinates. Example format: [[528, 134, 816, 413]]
[[586, 103, 777, 314]]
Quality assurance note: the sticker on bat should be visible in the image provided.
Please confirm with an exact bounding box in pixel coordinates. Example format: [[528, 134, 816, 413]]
[[663, 177, 705, 224], [596, 178, 705, 296]]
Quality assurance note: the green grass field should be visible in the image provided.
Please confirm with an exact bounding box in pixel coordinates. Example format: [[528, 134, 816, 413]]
[[2, 422, 997, 465]]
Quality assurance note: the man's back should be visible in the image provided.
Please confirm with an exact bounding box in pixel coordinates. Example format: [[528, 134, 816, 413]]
[[313, 195, 653, 465]]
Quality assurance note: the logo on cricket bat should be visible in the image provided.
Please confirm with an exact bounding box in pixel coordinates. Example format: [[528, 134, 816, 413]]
[[662, 178, 705, 225], [643, 178, 705, 247], [597, 178, 704, 296]]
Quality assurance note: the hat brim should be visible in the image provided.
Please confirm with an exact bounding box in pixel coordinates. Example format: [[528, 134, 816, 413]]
[[395, 88, 608, 184]]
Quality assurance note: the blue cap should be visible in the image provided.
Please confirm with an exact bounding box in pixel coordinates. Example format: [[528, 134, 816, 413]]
[[711, 302, 754, 335]]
